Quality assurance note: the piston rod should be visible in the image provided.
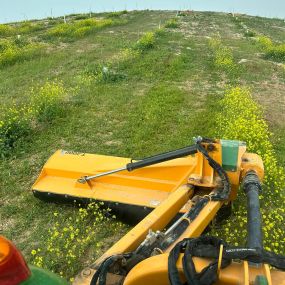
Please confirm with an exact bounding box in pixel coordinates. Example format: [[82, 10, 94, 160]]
[[78, 144, 198, 183]]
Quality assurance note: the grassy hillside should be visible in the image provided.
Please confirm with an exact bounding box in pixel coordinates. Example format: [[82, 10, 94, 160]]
[[0, 10, 285, 282]]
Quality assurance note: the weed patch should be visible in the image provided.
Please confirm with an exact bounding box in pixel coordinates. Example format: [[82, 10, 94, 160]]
[[73, 14, 91, 20], [18, 22, 45, 34], [120, 30, 160, 62], [107, 10, 128, 18], [256, 35, 272, 50], [0, 81, 68, 156], [0, 24, 14, 36], [208, 37, 285, 253], [233, 17, 285, 63], [165, 18, 179, 29], [265, 45, 285, 62], [46, 18, 124, 40], [0, 38, 43, 67], [31, 81, 68, 122], [134, 32, 155, 52], [256, 36, 285, 62], [82, 63, 127, 84], [212, 86, 285, 253], [31, 203, 124, 281], [0, 105, 32, 157], [208, 38, 241, 81], [0, 22, 44, 37], [244, 29, 256, 37]]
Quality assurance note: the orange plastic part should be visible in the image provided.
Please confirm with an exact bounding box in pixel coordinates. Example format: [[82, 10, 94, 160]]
[[123, 254, 285, 285]]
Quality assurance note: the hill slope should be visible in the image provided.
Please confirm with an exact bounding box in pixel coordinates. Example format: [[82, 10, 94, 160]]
[[0, 10, 285, 281]]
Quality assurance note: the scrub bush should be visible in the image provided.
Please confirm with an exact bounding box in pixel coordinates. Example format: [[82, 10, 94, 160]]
[[72, 26, 92, 38], [18, 22, 44, 33], [0, 24, 14, 36], [212, 86, 285, 254], [0, 81, 68, 156], [31, 81, 67, 122], [0, 105, 32, 157], [0, 39, 43, 67], [0, 22, 44, 37], [265, 44, 285, 62], [76, 18, 101, 27], [13, 36, 30, 48], [257, 35, 273, 50], [47, 18, 115, 39], [244, 29, 256, 37], [165, 18, 179, 29], [134, 32, 155, 52], [257, 36, 285, 62], [107, 10, 128, 18], [232, 16, 256, 38], [73, 14, 90, 20], [47, 23, 73, 37], [94, 18, 114, 28]]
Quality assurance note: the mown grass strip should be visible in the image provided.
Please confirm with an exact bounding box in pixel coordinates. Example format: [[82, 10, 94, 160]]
[[123, 84, 186, 156], [75, 29, 162, 85]]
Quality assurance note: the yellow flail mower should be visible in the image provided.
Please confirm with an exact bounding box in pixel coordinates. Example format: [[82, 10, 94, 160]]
[[31, 137, 285, 285]]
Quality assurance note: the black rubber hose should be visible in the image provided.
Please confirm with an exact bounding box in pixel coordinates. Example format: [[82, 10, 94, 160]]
[[196, 142, 231, 200], [243, 171, 263, 250], [168, 241, 185, 285], [126, 144, 197, 171]]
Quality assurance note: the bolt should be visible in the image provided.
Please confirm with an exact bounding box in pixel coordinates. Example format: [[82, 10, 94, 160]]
[[207, 143, 216, 152], [82, 269, 91, 277]]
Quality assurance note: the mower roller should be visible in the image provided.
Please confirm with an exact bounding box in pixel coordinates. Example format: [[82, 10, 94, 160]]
[[31, 137, 285, 285]]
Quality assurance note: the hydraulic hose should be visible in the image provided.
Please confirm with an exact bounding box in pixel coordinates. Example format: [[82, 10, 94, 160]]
[[243, 171, 263, 250]]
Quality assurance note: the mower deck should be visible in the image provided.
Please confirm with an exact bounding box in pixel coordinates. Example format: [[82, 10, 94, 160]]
[[32, 150, 201, 212]]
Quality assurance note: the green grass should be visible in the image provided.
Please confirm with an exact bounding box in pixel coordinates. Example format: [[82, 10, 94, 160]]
[[0, 10, 285, 282]]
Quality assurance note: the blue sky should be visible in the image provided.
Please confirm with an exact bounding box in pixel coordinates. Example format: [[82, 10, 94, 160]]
[[0, 0, 285, 23]]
